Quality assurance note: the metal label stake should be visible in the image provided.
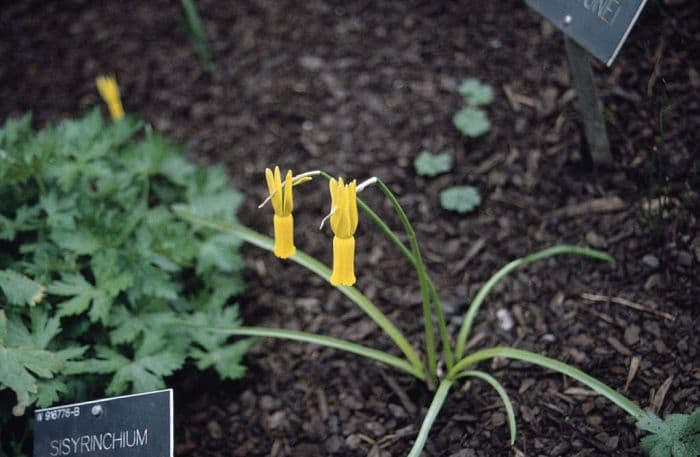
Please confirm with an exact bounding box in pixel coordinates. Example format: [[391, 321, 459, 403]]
[[525, 0, 648, 166]]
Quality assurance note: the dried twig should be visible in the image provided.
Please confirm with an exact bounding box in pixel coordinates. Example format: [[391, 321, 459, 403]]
[[547, 196, 626, 219], [581, 293, 675, 321], [646, 36, 665, 97]]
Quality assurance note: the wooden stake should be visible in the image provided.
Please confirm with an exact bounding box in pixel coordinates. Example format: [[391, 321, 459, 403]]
[[564, 36, 613, 165]]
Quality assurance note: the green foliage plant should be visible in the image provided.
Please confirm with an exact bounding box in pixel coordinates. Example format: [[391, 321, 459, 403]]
[[453, 78, 493, 138], [0, 111, 252, 448], [176, 168, 696, 456], [637, 410, 700, 457]]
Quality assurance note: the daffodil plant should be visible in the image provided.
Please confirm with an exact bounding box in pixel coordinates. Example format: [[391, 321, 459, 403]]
[[175, 168, 669, 456]]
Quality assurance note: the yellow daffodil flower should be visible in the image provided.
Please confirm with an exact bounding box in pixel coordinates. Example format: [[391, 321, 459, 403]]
[[96, 75, 125, 121], [265, 166, 297, 259], [329, 177, 358, 286]]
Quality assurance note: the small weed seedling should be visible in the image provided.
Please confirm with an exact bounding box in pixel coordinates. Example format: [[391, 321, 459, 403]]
[[413, 150, 481, 214], [176, 167, 698, 456], [453, 78, 493, 138], [414, 150, 453, 177], [439, 185, 481, 214]]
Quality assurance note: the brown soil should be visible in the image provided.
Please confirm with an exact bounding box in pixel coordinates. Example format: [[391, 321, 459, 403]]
[[1, 0, 699, 455]]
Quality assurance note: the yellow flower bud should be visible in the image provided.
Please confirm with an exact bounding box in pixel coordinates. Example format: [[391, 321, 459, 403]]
[[96, 75, 125, 121]]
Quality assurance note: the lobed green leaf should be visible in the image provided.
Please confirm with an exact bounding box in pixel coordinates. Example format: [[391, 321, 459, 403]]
[[414, 150, 453, 177]]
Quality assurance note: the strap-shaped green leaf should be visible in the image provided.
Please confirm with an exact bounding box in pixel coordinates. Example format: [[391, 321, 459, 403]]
[[457, 370, 517, 445]]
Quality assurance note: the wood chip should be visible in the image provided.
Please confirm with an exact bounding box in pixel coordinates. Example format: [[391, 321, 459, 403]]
[[473, 151, 504, 175], [317, 389, 329, 421], [502, 84, 537, 111], [519, 378, 536, 394], [547, 196, 626, 219], [378, 371, 416, 415], [564, 387, 600, 397], [623, 356, 641, 393], [607, 336, 632, 356], [650, 375, 674, 414], [464, 332, 487, 352]]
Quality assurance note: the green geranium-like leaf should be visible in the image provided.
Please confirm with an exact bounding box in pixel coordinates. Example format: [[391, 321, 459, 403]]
[[440, 185, 481, 214], [414, 151, 453, 177], [185, 307, 256, 380], [0, 270, 45, 307], [458, 78, 494, 106], [453, 107, 491, 138], [0, 310, 64, 415], [637, 410, 700, 457], [91, 333, 186, 395]]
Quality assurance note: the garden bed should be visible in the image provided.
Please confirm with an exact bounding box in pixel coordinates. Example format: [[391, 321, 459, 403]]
[[1, 0, 698, 455]]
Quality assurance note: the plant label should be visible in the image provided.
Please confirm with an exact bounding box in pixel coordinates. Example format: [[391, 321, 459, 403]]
[[33, 389, 173, 457], [525, 0, 648, 66]]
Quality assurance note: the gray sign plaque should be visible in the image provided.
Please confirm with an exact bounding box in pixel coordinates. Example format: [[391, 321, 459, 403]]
[[525, 0, 648, 66], [33, 389, 173, 457]]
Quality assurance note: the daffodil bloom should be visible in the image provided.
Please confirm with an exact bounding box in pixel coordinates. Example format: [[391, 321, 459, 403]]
[[96, 75, 125, 121], [329, 177, 358, 286], [264, 166, 298, 259]]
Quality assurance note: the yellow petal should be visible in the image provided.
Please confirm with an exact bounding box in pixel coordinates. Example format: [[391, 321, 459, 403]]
[[331, 178, 340, 206], [330, 236, 356, 286], [328, 177, 358, 239], [329, 178, 339, 229], [348, 179, 358, 233], [274, 166, 282, 190], [265, 167, 282, 214], [283, 170, 293, 216], [273, 214, 296, 259]]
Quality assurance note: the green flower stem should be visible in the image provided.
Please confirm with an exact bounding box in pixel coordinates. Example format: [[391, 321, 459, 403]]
[[428, 278, 454, 370], [173, 207, 425, 376], [406, 378, 453, 457], [356, 197, 416, 267], [319, 171, 442, 384], [188, 325, 425, 380], [456, 370, 516, 445], [449, 347, 645, 419], [454, 245, 614, 360], [353, 177, 454, 370], [357, 182, 454, 370], [375, 178, 437, 386]]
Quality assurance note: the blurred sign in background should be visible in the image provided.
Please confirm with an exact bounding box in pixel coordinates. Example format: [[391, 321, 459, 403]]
[[526, 0, 648, 66]]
